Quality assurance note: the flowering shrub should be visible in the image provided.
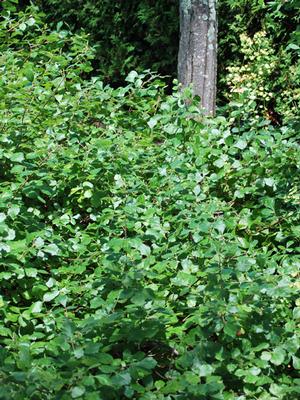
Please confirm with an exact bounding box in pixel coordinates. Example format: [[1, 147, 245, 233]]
[[226, 31, 299, 124]]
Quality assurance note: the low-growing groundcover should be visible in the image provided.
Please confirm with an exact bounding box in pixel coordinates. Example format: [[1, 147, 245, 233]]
[[0, 8, 300, 400]]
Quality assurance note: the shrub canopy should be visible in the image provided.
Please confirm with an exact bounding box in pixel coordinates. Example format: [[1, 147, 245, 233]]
[[0, 7, 300, 400]]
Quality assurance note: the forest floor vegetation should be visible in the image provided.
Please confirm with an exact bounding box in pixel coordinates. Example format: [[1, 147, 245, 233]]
[[0, 8, 299, 400]]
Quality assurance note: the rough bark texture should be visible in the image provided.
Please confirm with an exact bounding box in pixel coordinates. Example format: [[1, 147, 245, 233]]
[[178, 0, 217, 115]]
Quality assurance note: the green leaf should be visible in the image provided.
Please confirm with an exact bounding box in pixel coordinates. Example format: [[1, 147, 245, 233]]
[[292, 356, 300, 370], [125, 70, 138, 83], [287, 43, 299, 50], [111, 372, 131, 387], [264, 178, 275, 187], [98, 353, 114, 364], [95, 375, 112, 386], [6, 228, 16, 241], [43, 290, 60, 302], [193, 185, 201, 196], [71, 387, 85, 398], [270, 383, 285, 397], [213, 155, 228, 168], [74, 348, 84, 359], [34, 237, 44, 248], [9, 153, 24, 162], [236, 257, 256, 272], [293, 307, 300, 320], [18, 345, 32, 369], [234, 139, 247, 150], [24, 68, 34, 82], [248, 367, 261, 376], [270, 348, 286, 366], [261, 351, 271, 361], [19, 22, 27, 31], [26, 17, 36, 26], [135, 358, 157, 370], [214, 220, 226, 234], [138, 243, 151, 257], [224, 321, 239, 338], [198, 364, 214, 377], [8, 205, 20, 218], [148, 116, 160, 129], [30, 301, 43, 314], [171, 271, 196, 287], [83, 189, 93, 198], [46, 277, 56, 288], [44, 244, 60, 256]]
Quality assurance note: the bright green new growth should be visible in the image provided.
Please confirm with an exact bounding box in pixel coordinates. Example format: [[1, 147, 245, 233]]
[[0, 7, 300, 400]]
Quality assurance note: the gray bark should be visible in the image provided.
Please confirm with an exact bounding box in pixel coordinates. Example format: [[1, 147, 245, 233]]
[[178, 0, 218, 116]]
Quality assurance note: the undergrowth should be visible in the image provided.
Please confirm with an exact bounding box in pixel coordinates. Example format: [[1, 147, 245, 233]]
[[0, 8, 299, 400]]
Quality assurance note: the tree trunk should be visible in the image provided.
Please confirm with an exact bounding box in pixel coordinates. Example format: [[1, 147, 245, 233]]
[[178, 0, 218, 116]]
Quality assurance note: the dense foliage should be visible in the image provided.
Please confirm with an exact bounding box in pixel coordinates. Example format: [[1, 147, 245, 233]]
[[220, 0, 300, 124], [31, 0, 179, 86], [1, 7, 300, 400], [11, 0, 300, 123]]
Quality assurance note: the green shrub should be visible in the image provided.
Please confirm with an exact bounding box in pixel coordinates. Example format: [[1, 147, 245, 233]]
[[0, 7, 300, 400], [219, 0, 300, 123], [226, 30, 300, 124]]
